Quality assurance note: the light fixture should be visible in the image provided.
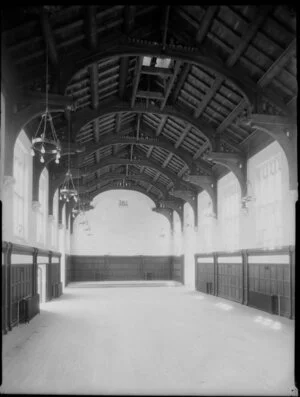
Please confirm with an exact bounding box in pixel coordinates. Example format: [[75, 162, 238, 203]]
[[59, 110, 78, 203], [31, 40, 61, 163]]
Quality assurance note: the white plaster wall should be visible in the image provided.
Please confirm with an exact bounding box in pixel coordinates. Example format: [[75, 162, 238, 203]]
[[183, 202, 196, 289], [71, 190, 172, 255]]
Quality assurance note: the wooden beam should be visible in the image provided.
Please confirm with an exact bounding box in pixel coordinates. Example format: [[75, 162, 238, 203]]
[[174, 124, 191, 148], [119, 56, 129, 99], [40, 8, 58, 66], [153, 172, 160, 182], [147, 146, 154, 158], [192, 141, 210, 160], [89, 63, 99, 109], [162, 6, 170, 50], [226, 5, 274, 68], [171, 63, 191, 103], [136, 113, 141, 139], [87, 6, 98, 50], [177, 164, 189, 178], [141, 66, 173, 76], [216, 99, 246, 134], [250, 113, 296, 126], [156, 116, 167, 136], [115, 113, 122, 133], [258, 38, 296, 88], [94, 118, 99, 143], [194, 75, 223, 118], [136, 90, 164, 99], [160, 61, 182, 110], [131, 56, 143, 108], [140, 166, 145, 173], [195, 6, 219, 44], [162, 153, 173, 168], [124, 5, 136, 34]]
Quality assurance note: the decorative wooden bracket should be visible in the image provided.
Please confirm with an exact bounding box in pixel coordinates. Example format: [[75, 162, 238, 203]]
[[204, 152, 247, 198], [152, 207, 174, 232], [246, 114, 297, 190], [158, 199, 184, 232], [169, 189, 198, 227], [183, 174, 217, 217]]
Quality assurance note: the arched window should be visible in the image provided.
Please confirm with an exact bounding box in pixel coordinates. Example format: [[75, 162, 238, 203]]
[[248, 141, 288, 249], [13, 130, 31, 241], [197, 191, 214, 253], [218, 172, 241, 251], [37, 168, 49, 245], [51, 189, 59, 248]]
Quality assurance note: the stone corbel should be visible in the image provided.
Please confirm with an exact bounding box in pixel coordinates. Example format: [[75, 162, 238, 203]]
[[152, 207, 174, 232], [169, 188, 198, 227], [48, 214, 54, 223], [204, 152, 247, 198], [3, 175, 16, 190], [32, 201, 41, 212], [183, 174, 217, 217]]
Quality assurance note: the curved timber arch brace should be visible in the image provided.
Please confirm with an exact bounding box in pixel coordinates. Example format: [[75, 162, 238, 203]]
[[158, 199, 184, 232], [247, 115, 297, 190], [72, 98, 215, 149], [204, 152, 247, 198], [169, 189, 198, 228], [79, 173, 169, 199], [87, 184, 160, 206], [81, 157, 190, 189], [60, 42, 256, 108], [152, 207, 174, 232], [32, 159, 49, 203], [183, 175, 217, 217], [83, 135, 197, 173]]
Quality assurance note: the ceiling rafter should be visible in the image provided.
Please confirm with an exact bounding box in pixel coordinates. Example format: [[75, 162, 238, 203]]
[[195, 6, 219, 44], [216, 35, 297, 135], [171, 63, 191, 104], [86, 6, 98, 50], [162, 152, 173, 168], [131, 56, 143, 107], [124, 5, 136, 35], [89, 63, 99, 109], [160, 61, 182, 110], [156, 115, 167, 136], [147, 146, 154, 158], [40, 7, 58, 67], [174, 124, 191, 149], [257, 38, 296, 88], [119, 56, 129, 99], [193, 5, 274, 120], [226, 5, 274, 67]]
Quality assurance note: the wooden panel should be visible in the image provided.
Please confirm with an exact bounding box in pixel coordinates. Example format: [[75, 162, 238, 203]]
[[69, 255, 174, 282], [11, 263, 33, 326], [248, 261, 291, 317], [195, 258, 215, 294], [173, 255, 184, 283], [217, 262, 243, 303]]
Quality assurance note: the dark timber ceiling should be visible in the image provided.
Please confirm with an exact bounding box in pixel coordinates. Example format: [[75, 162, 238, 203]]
[[1, 5, 297, 206]]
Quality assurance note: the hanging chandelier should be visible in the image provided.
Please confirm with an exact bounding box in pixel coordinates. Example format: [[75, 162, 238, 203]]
[[59, 110, 78, 203], [31, 40, 61, 164]]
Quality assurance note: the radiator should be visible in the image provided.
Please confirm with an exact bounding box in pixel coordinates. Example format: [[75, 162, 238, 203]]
[[19, 294, 40, 324]]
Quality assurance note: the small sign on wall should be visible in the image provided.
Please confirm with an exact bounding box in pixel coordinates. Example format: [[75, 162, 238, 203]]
[[119, 200, 128, 207]]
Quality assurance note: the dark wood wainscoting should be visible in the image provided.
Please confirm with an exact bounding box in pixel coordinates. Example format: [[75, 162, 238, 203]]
[[68, 255, 184, 283]]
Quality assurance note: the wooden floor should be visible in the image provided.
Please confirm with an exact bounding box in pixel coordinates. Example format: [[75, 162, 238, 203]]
[[1, 282, 296, 395]]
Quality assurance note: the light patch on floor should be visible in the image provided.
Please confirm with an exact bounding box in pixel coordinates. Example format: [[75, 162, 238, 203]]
[[1, 283, 296, 395]]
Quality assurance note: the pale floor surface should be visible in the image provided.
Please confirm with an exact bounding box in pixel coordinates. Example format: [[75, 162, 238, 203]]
[[1, 282, 297, 395]]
